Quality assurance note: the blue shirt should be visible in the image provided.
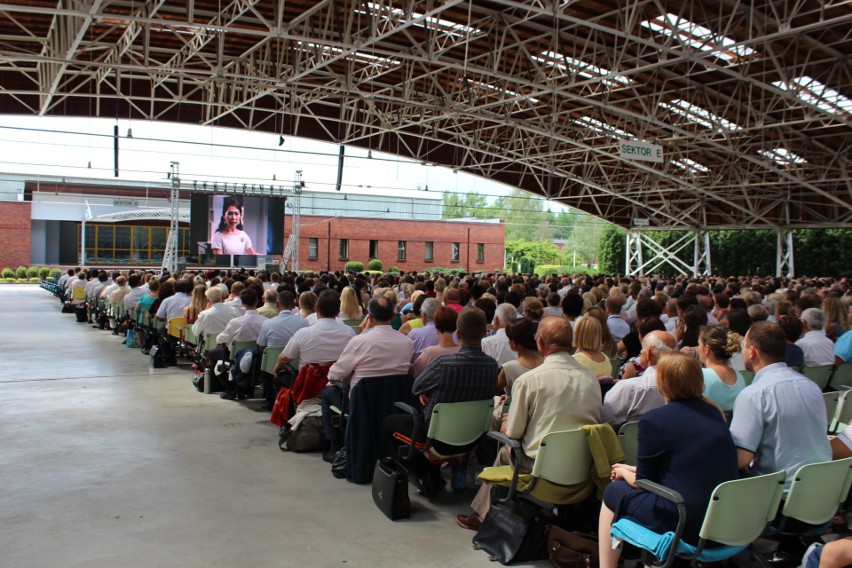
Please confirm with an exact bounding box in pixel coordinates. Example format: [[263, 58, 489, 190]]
[[836, 330, 852, 363], [256, 310, 310, 348], [729, 362, 831, 490], [408, 321, 439, 363], [702, 368, 745, 412]]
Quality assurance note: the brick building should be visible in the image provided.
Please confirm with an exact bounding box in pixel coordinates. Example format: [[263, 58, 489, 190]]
[[0, 173, 505, 271], [296, 215, 504, 272]]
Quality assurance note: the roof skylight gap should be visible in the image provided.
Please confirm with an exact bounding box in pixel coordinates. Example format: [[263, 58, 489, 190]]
[[571, 116, 632, 140], [758, 147, 807, 167], [356, 3, 482, 39], [772, 76, 852, 116], [659, 98, 743, 132], [532, 50, 632, 87], [640, 13, 755, 64]]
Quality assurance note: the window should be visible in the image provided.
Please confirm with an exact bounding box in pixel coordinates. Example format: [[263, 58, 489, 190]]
[[79, 224, 189, 265], [339, 239, 349, 259], [477, 243, 485, 263], [397, 240, 406, 260], [308, 238, 319, 259], [369, 240, 379, 259], [451, 242, 460, 262], [425, 241, 434, 261]]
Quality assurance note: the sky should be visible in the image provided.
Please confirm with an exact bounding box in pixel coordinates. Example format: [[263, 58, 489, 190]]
[[0, 115, 574, 213]]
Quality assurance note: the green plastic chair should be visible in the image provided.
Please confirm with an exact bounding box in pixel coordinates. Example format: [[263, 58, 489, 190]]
[[802, 365, 834, 390], [617, 470, 786, 568], [260, 346, 284, 375], [426, 399, 494, 448], [825, 391, 841, 434], [485, 428, 593, 504], [834, 392, 852, 434], [830, 364, 852, 391], [740, 369, 756, 386], [184, 323, 199, 347], [618, 421, 640, 467], [780, 458, 852, 528]]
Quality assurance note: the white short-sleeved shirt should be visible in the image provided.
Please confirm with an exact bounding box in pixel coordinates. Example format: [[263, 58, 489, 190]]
[[283, 318, 356, 368], [211, 230, 252, 255], [796, 330, 836, 367], [729, 362, 831, 489], [257, 311, 310, 348], [602, 366, 665, 428], [156, 292, 192, 321]]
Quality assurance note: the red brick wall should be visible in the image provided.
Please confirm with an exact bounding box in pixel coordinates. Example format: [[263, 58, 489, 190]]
[[293, 215, 505, 272], [0, 202, 31, 268]]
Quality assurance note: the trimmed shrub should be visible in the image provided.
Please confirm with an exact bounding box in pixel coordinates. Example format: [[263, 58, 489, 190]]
[[368, 259, 383, 271], [29, 277, 40, 282], [46, 276, 57, 283], [1, 267, 13, 278], [344, 261, 365, 273], [26, 267, 38, 278], [16, 278, 28, 283], [15, 266, 27, 279], [49, 269, 62, 280], [533, 264, 598, 276], [422, 266, 466, 277], [388, 266, 400, 273], [38, 267, 50, 279]]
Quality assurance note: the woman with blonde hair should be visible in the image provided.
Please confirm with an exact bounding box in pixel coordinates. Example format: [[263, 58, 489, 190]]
[[572, 316, 613, 379], [697, 325, 745, 413], [340, 286, 364, 325], [598, 353, 737, 568], [584, 306, 618, 358], [434, 278, 447, 303], [183, 283, 208, 324]]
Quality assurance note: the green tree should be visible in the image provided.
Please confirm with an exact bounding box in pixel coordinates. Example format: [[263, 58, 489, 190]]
[[441, 192, 499, 219], [504, 239, 561, 273], [551, 210, 579, 240], [598, 225, 626, 274], [500, 189, 552, 241]]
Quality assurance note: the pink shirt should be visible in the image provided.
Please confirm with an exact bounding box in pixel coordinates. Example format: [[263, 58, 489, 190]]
[[328, 325, 414, 390]]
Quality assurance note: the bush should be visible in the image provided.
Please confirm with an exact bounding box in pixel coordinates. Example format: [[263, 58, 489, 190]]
[[49, 269, 62, 280], [534, 264, 598, 277], [26, 267, 38, 278], [46, 276, 57, 283], [368, 259, 383, 271], [1, 267, 13, 278], [388, 266, 400, 273], [344, 261, 365, 273], [29, 277, 40, 282], [422, 266, 466, 277], [38, 267, 50, 279], [15, 266, 27, 279], [16, 278, 28, 283]]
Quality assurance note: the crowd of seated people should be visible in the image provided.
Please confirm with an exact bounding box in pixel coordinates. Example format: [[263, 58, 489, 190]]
[[50, 268, 852, 564]]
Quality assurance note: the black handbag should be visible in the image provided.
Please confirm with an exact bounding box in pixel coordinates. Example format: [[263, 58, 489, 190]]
[[371, 457, 410, 521], [473, 498, 551, 564], [330, 448, 347, 479]]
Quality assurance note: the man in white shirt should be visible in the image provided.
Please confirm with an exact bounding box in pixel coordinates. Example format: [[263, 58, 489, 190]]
[[319, 295, 413, 457], [193, 286, 240, 340], [481, 303, 518, 365], [123, 274, 145, 312], [214, 288, 268, 400], [155, 279, 193, 322], [602, 330, 675, 428], [796, 308, 836, 367], [275, 290, 356, 372], [606, 298, 630, 343]]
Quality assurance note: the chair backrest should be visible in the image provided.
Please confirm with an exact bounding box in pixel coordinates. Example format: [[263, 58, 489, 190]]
[[835, 391, 852, 432], [184, 323, 199, 346], [618, 421, 640, 467], [699, 470, 786, 546], [802, 365, 833, 389], [782, 458, 852, 525], [167, 317, 186, 339], [830, 363, 852, 391], [740, 369, 756, 386], [260, 347, 284, 375], [426, 399, 494, 447], [229, 340, 257, 358], [530, 429, 593, 486], [203, 333, 218, 353], [824, 391, 841, 433]]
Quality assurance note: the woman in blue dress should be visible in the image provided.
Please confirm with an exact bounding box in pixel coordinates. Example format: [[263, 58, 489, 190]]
[[598, 352, 739, 568]]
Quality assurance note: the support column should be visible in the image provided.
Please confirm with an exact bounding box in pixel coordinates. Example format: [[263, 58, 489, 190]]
[[693, 230, 712, 277], [776, 229, 795, 278], [161, 161, 180, 275], [625, 231, 643, 276]]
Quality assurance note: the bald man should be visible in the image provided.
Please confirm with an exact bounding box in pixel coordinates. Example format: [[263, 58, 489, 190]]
[[602, 330, 677, 429], [457, 316, 602, 531]]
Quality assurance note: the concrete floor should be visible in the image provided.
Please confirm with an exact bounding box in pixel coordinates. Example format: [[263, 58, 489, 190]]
[[0, 285, 549, 568]]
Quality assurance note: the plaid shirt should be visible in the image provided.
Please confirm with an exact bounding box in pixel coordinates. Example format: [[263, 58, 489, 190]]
[[413, 344, 499, 422]]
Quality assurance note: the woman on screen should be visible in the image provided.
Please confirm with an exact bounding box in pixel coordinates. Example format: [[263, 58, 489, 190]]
[[211, 198, 257, 255]]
